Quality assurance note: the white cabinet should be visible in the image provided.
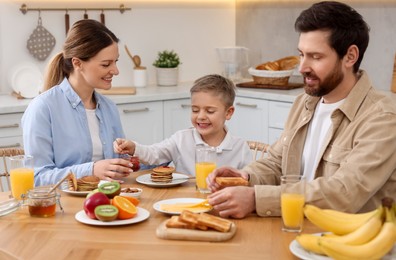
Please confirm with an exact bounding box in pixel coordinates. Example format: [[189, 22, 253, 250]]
[[163, 98, 192, 138], [268, 101, 292, 145], [0, 113, 23, 148], [228, 97, 269, 143], [118, 101, 163, 145]]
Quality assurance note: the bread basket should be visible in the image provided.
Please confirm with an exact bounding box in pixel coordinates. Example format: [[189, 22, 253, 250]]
[[248, 67, 295, 86]]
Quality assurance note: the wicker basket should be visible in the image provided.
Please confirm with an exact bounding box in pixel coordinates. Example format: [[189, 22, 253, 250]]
[[248, 67, 294, 86]]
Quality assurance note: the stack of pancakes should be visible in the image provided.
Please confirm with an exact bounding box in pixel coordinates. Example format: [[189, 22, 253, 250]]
[[151, 166, 175, 183]]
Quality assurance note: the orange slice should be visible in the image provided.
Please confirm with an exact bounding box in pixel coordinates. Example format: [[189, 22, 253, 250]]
[[120, 196, 140, 206], [112, 196, 138, 219]]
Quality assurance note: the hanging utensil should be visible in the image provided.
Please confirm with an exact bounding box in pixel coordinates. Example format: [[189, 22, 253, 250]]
[[26, 11, 56, 61], [100, 10, 105, 25], [65, 11, 70, 35], [84, 10, 88, 19]]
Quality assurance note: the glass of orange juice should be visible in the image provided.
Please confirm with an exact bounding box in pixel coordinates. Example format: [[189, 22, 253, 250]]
[[195, 146, 216, 193], [8, 155, 34, 201], [280, 175, 305, 232]]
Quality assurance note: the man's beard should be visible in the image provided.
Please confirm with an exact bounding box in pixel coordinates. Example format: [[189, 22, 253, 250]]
[[302, 61, 344, 97]]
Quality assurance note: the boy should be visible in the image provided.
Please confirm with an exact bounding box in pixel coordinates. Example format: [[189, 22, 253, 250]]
[[113, 74, 252, 175]]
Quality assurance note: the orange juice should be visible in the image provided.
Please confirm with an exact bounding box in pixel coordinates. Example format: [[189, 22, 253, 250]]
[[10, 168, 34, 200], [281, 193, 305, 228], [195, 162, 216, 192]]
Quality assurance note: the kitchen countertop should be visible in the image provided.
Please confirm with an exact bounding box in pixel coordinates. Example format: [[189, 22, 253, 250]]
[[2, 80, 396, 115], [0, 81, 305, 115]]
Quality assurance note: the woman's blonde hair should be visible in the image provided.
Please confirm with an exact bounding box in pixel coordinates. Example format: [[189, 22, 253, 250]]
[[43, 19, 119, 91]]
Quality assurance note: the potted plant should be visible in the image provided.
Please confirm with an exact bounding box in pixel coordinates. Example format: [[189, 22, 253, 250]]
[[153, 50, 181, 86]]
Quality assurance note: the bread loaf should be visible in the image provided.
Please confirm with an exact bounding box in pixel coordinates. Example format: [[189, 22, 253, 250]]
[[255, 55, 299, 71]]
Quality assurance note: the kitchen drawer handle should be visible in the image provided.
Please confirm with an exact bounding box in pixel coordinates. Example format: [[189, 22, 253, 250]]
[[0, 143, 21, 149], [236, 102, 258, 109], [180, 104, 191, 108], [123, 108, 149, 114], [0, 123, 19, 129]]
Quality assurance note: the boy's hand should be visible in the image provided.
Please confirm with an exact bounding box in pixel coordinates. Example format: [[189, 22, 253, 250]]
[[113, 138, 135, 155]]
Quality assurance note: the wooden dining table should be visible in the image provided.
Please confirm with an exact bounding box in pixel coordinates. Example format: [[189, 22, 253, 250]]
[[0, 170, 320, 260]]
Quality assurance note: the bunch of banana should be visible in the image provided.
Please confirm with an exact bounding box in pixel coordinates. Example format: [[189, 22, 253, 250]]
[[296, 198, 396, 259]]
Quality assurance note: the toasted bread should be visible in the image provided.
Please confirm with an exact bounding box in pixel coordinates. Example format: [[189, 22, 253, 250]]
[[165, 216, 195, 229], [215, 177, 249, 187], [67, 173, 77, 191], [179, 210, 208, 230], [197, 212, 232, 232]]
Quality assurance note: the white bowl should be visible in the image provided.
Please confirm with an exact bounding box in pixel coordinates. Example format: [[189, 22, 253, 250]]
[[120, 187, 142, 198], [248, 67, 295, 78]]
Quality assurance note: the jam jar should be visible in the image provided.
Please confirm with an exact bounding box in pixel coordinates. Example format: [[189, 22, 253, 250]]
[[27, 187, 61, 217]]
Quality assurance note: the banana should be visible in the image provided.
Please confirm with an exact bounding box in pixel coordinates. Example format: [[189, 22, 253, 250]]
[[296, 234, 325, 255], [321, 205, 384, 245], [322, 207, 377, 222], [318, 206, 396, 260], [304, 204, 376, 235]]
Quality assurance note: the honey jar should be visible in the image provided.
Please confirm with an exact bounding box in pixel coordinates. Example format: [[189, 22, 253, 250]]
[[27, 187, 61, 217]]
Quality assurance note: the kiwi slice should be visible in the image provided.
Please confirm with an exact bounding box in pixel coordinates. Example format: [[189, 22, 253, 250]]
[[98, 182, 121, 198], [94, 205, 119, 222]]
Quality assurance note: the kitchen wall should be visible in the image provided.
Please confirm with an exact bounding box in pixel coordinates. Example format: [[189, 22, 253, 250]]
[[236, 1, 396, 91], [0, 1, 235, 94]]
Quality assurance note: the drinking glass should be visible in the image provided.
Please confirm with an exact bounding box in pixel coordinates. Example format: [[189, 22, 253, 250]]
[[280, 175, 305, 232], [195, 146, 216, 193], [8, 155, 34, 200]]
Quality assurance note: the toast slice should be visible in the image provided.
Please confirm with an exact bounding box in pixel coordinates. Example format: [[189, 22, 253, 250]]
[[179, 210, 208, 230], [165, 216, 195, 229], [197, 212, 232, 232], [215, 177, 249, 187]]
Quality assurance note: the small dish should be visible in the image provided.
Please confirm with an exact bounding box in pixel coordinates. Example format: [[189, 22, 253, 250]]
[[0, 198, 20, 217], [120, 187, 143, 199]]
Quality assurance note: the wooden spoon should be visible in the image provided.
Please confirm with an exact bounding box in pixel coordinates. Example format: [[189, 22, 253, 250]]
[[133, 55, 141, 68], [124, 45, 138, 67]]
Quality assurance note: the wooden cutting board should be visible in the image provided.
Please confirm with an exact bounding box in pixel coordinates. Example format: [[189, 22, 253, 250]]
[[156, 220, 237, 242], [97, 87, 136, 95], [237, 81, 303, 90], [392, 54, 396, 93]]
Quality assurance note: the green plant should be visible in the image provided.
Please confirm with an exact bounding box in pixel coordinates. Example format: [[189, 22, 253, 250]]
[[153, 50, 181, 68]]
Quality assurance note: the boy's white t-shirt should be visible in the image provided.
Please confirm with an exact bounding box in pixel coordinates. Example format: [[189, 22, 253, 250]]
[[86, 109, 104, 162], [301, 98, 345, 181], [134, 127, 253, 176]]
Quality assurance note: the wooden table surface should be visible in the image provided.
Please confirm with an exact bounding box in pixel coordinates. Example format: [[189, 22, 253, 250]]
[[0, 170, 319, 260]]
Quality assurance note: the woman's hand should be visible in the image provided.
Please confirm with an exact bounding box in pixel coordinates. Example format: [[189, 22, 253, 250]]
[[113, 138, 135, 155], [93, 158, 134, 183]]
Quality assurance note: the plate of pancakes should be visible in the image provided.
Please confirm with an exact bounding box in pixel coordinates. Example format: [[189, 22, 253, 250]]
[[136, 166, 190, 188]]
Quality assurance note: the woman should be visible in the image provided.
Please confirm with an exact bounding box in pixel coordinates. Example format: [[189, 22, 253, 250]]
[[22, 19, 133, 186]]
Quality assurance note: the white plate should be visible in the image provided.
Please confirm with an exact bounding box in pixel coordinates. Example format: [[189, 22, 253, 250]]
[[60, 182, 93, 197], [136, 173, 189, 188], [289, 233, 396, 260], [61, 189, 91, 197], [153, 198, 212, 215], [75, 207, 150, 226], [10, 62, 42, 98], [289, 235, 329, 260]]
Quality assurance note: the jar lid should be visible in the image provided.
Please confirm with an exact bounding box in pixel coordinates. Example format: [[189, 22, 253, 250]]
[[0, 198, 20, 217]]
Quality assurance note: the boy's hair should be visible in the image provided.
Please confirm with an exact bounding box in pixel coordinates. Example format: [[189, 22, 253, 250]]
[[190, 74, 236, 108], [295, 1, 369, 73]]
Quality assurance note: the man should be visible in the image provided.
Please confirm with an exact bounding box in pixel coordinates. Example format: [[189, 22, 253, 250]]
[[207, 1, 396, 219]]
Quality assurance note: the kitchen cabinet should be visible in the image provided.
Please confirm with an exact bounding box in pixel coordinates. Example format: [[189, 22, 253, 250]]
[[268, 101, 293, 144], [228, 97, 269, 143], [117, 101, 163, 145], [0, 113, 23, 149], [163, 98, 192, 138]]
